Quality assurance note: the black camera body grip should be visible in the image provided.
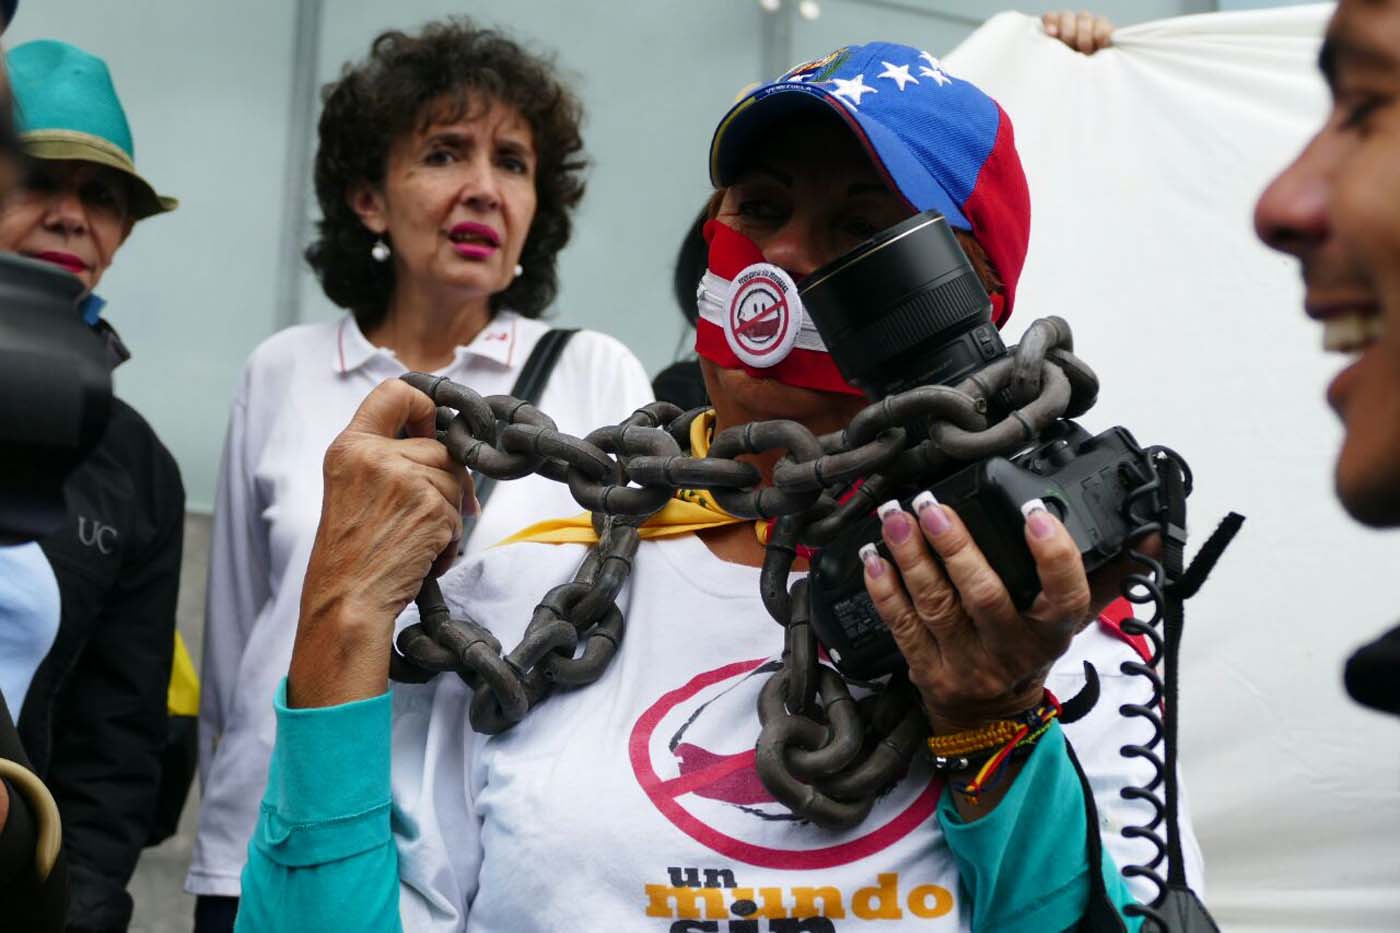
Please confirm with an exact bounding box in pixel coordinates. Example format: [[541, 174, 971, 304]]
[[808, 421, 1154, 680], [0, 253, 108, 542]]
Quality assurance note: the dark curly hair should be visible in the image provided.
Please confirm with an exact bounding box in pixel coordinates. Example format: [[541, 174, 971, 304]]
[[306, 19, 586, 331]]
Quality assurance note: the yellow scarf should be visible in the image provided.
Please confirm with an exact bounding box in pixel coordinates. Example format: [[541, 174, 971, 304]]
[[498, 410, 758, 546]]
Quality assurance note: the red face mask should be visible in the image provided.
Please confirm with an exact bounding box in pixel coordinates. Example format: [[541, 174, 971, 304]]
[[694, 220, 864, 397]]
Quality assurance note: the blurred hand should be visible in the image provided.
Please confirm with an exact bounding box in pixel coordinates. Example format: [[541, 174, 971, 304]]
[[1042, 10, 1114, 54], [288, 378, 473, 707], [862, 496, 1121, 735]]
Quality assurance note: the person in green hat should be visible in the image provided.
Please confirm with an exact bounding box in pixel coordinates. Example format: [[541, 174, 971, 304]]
[[0, 39, 175, 304], [1, 39, 188, 933]]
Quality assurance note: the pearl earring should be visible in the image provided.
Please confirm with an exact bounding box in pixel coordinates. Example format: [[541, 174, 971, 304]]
[[513, 263, 524, 279], [370, 238, 391, 262]]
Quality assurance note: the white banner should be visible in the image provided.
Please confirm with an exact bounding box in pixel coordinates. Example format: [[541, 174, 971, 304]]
[[945, 6, 1400, 931]]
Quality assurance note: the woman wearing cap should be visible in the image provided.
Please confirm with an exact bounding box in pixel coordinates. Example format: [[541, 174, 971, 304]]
[[0, 39, 187, 932], [236, 39, 1196, 933], [186, 20, 653, 930]]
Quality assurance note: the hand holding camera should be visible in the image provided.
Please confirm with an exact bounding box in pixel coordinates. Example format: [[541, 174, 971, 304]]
[[796, 210, 1176, 737], [861, 493, 1092, 736]]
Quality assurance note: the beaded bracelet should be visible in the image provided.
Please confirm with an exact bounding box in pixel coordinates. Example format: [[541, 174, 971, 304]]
[[927, 695, 1061, 804]]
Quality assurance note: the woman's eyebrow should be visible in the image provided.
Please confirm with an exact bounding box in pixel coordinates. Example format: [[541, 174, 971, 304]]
[[738, 164, 792, 187], [496, 138, 534, 160], [1320, 30, 1399, 90], [423, 130, 468, 148], [848, 182, 892, 196]]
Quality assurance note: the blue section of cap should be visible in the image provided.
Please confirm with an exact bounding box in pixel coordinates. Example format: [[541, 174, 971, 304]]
[[711, 40, 1002, 232]]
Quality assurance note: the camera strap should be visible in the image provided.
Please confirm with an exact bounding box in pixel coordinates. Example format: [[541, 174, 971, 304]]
[[1157, 467, 1243, 932], [1152, 465, 1244, 932], [1074, 462, 1242, 932]]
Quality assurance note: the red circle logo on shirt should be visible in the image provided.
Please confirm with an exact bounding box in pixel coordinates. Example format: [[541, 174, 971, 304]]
[[627, 658, 941, 870]]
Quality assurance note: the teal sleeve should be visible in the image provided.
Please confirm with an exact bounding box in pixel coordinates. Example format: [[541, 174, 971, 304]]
[[938, 721, 1142, 933], [234, 680, 402, 933]]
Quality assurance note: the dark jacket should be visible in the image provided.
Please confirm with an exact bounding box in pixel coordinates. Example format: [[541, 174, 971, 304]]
[[18, 378, 184, 932], [1345, 623, 1400, 715], [0, 691, 68, 933]]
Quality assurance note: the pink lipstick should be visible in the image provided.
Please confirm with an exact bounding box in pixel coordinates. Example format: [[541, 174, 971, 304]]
[[448, 222, 501, 260]]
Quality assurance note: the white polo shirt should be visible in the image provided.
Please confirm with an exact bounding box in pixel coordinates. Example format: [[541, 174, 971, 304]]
[[186, 310, 654, 897]]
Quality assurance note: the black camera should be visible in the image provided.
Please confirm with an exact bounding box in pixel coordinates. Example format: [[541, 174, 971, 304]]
[[801, 210, 1006, 398], [797, 210, 1161, 680], [807, 423, 1154, 678], [0, 252, 111, 543]]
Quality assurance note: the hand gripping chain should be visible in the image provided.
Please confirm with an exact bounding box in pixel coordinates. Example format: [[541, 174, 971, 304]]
[[386, 317, 1164, 835]]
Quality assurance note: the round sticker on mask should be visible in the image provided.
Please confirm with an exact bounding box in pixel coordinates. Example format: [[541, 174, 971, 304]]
[[724, 263, 803, 368]]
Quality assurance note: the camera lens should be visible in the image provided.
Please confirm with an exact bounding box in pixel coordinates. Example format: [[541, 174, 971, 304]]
[[799, 210, 1004, 398]]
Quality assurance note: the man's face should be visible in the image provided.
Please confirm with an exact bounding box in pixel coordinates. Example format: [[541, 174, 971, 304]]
[[1255, 0, 1400, 526]]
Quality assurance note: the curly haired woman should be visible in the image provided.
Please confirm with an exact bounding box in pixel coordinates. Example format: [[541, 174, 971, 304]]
[[186, 21, 652, 930]]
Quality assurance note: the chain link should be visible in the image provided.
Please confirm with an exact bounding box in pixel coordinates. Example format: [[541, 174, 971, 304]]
[[391, 316, 1097, 826]]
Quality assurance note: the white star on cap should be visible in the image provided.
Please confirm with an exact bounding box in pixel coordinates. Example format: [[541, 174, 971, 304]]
[[918, 50, 953, 86], [919, 63, 952, 87], [830, 73, 877, 107], [877, 61, 918, 91]]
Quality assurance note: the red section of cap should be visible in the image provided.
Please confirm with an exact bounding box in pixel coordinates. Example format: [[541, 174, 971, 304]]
[[959, 105, 1030, 328]]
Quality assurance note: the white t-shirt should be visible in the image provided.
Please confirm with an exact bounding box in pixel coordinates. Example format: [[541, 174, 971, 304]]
[[187, 311, 654, 897], [388, 534, 1205, 931]]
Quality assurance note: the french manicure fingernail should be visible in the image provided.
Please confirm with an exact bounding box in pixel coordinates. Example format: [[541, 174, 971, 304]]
[[911, 490, 950, 535], [878, 500, 913, 542], [859, 542, 884, 578], [919, 502, 951, 536], [1022, 498, 1056, 539]]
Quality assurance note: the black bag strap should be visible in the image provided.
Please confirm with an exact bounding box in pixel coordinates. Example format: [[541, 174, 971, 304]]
[[1066, 738, 1130, 933], [1153, 462, 1242, 928], [1161, 483, 1244, 886], [512, 328, 579, 409], [471, 327, 578, 518]]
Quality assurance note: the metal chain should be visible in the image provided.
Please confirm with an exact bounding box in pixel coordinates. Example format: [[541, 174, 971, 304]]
[[390, 315, 1100, 827]]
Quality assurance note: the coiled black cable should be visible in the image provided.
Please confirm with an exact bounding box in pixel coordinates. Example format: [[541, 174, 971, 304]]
[[1115, 446, 1191, 931]]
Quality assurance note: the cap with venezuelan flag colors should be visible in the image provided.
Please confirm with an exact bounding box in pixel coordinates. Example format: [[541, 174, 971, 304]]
[[708, 41, 1028, 327]]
